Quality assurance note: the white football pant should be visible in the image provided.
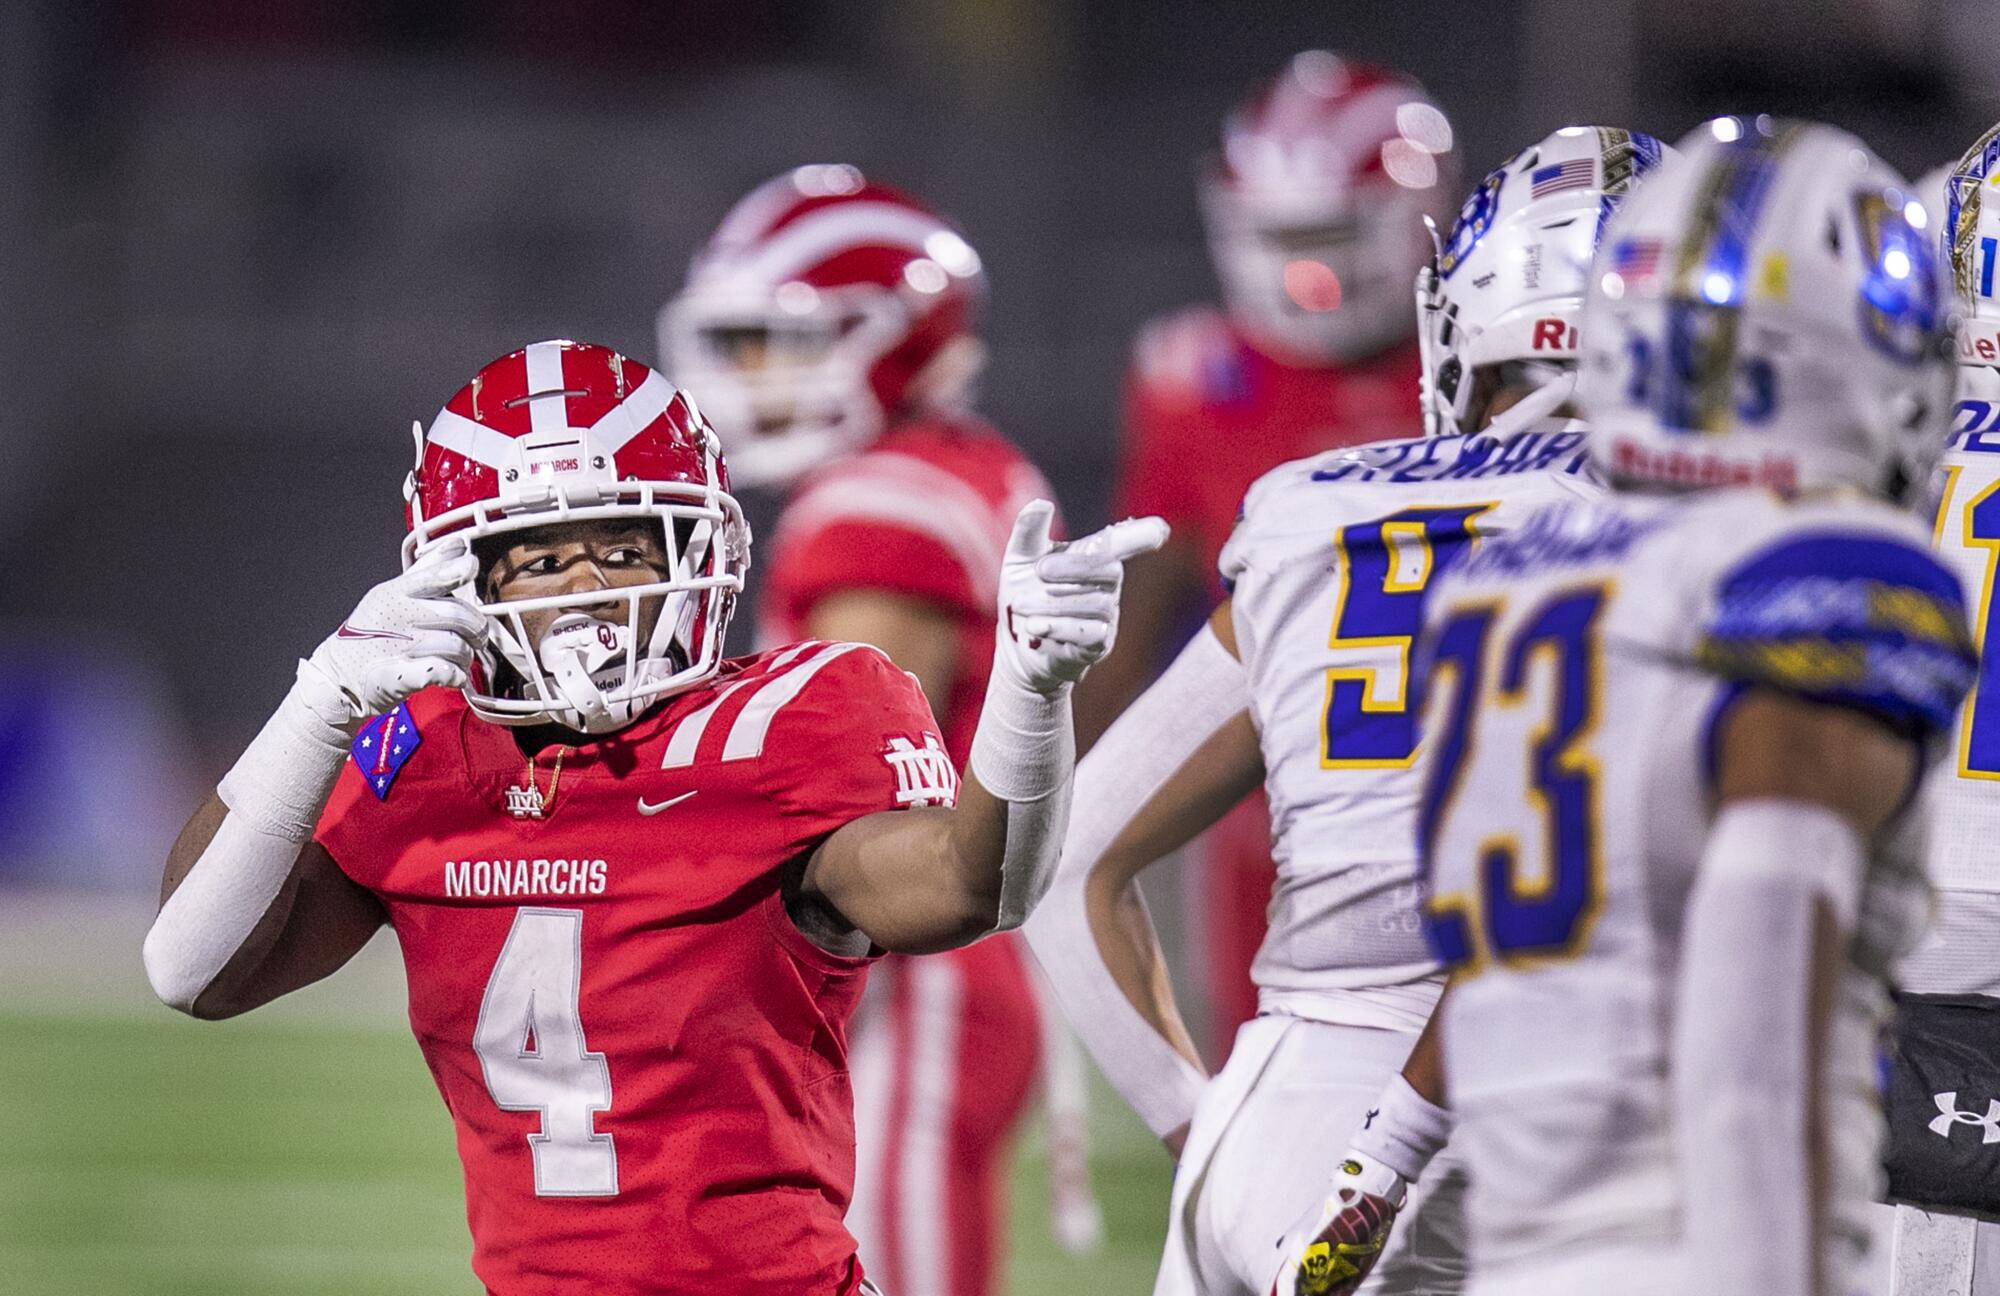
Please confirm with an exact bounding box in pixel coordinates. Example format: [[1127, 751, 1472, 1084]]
[[1153, 1014, 1467, 1296]]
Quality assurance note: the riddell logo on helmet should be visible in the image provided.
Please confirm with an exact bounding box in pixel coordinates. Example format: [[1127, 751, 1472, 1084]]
[[1531, 318, 1578, 351], [1959, 330, 2000, 364], [1613, 439, 1799, 490]]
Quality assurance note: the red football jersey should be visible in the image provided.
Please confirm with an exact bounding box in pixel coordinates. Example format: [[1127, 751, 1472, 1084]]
[[314, 642, 955, 1296], [759, 417, 1053, 763], [1117, 306, 1422, 592]]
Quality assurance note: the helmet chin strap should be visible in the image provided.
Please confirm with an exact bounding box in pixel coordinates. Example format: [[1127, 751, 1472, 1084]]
[[537, 615, 629, 733], [1480, 367, 1578, 435]]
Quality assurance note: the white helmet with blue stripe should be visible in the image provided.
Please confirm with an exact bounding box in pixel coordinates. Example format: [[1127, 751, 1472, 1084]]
[[1576, 116, 1955, 501], [1934, 127, 2000, 406], [1415, 124, 1671, 435]]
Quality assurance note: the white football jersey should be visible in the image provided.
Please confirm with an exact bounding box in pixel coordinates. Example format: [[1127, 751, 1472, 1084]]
[[1419, 487, 1975, 1277], [1926, 420, 2000, 892], [1217, 415, 1600, 1029]]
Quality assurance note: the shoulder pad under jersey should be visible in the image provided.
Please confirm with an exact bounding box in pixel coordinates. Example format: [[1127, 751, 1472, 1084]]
[[1690, 495, 1975, 740]]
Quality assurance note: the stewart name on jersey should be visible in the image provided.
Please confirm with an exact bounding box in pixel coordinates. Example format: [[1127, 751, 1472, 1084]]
[[1215, 415, 1600, 1031], [312, 641, 948, 1296]]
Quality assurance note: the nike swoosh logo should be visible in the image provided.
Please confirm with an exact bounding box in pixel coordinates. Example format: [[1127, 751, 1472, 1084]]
[[637, 790, 698, 816], [336, 624, 412, 641]]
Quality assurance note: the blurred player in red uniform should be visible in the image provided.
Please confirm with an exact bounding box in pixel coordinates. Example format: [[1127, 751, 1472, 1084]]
[[1078, 52, 1458, 1060], [142, 340, 1161, 1295], [661, 168, 1102, 1296]]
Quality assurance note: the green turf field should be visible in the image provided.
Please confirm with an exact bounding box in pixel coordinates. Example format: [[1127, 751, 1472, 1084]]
[[0, 968, 1172, 1295]]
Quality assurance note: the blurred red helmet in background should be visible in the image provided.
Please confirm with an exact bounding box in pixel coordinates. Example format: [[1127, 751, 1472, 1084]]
[[660, 164, 987, 488], [1202, 50, 1459, 365]]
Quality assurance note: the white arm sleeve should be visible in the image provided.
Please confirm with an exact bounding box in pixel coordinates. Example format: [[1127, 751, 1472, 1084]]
[[1672, 799, 1865, 1296], [142, 664, 352, 1012], [1022, 625, 1249, 1137], [967, 676, 1075, 933]]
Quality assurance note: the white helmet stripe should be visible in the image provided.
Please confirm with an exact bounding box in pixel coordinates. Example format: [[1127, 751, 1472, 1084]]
[[711, 174, 819, 252], [589, 369, 675, 455], [524, 340, 572, 441], [427, 407, 519, 470], [735, 202, 945, 287]]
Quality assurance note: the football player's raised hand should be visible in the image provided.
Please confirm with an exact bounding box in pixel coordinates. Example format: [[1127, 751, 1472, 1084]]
[[302, 539, 488, 725], [1267, 1153, 1406, 1296], [995, 500, 1169, 695]]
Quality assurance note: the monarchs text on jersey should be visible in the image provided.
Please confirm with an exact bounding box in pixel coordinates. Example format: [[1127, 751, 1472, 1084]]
[[1415, 487, 1975, 1279], [1215, 417, 1599, 1029], [314, 642, 950, 1296]]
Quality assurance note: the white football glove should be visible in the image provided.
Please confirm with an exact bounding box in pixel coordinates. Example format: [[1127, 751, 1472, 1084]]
[[995, 499, 1169, 695], [301, 540, 487, 725], [1268, 1151, 1408, 1296]]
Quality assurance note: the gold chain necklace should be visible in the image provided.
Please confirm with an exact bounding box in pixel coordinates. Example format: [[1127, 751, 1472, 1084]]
[[505, 747, 567, 820]]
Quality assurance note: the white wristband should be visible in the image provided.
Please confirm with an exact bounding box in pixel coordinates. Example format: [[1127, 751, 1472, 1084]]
[[1349, 1073, 1453, 1183], [968, 664, 1074, 804]]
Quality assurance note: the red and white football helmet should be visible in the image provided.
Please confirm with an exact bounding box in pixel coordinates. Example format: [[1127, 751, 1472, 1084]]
[[659, 164, 987, 488], [404, 339, 749, 732], [1202, 50, 1458, 365]]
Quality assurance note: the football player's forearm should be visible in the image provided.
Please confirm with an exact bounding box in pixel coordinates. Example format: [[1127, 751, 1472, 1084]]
[[145, 669, 352, 1014], [1085, 864, 1204, 1067], [1674, 701, 1905, 1296], [1398, 991, 1449, 1107], [811, 709, 1075, 951], [1674, 797, 1869, 1296]]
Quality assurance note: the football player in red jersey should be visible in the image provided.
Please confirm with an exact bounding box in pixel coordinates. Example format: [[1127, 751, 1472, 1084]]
[[142, 340, 1164, 1296], [1077, 52, 1459, 1067], [661, 165, 1103, 1296]]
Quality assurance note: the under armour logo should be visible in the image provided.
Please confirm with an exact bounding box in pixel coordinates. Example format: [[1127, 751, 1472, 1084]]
[[1928, 1091, 2000, 1144]]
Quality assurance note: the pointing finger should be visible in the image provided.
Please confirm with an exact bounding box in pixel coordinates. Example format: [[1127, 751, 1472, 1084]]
[[1061, 515, 1169, 564]]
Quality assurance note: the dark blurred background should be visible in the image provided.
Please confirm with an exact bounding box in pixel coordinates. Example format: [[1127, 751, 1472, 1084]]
[[0, 0, 1993, 879]]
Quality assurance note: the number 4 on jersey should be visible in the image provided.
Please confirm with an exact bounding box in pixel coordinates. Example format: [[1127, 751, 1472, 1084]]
[[1322, 504, 1494, 768], [474, 908, 619, 1197]]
